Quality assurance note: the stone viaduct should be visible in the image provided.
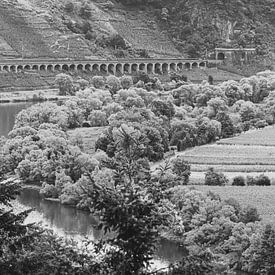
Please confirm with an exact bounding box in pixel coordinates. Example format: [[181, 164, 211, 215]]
[[0, 58, 209, 75]]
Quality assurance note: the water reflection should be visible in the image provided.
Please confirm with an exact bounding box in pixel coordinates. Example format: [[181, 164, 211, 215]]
[[18, 188, 185, 264], [0, 102, 34, 137]]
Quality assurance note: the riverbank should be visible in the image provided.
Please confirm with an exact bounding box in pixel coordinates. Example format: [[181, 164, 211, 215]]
[[0, 89, 69, 103]]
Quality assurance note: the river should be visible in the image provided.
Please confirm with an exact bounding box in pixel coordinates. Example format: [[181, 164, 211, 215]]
[[1, 102, 185, 268], [0, 102, 33, 136]]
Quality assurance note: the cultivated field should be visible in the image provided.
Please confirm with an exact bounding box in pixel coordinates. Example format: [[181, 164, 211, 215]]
[[217, 126, 275, 146], [179, 126, 275, 175], [193, 185, 275, 225]]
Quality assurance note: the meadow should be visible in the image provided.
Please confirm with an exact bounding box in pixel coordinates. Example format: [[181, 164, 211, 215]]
[[178, 127, 275, 174]]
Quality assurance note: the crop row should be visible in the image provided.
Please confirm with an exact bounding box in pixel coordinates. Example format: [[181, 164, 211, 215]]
[[217, 126, 275, 146], [190, 164, 275, 172]]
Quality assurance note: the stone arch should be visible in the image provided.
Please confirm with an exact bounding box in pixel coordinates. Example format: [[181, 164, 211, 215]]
[[131, 63, 138, 73], [24, 65, 31, 70], [139, 63, 146, 72], [170, 63, 176, 72], [77, 64, 83, 71], [32, 65, 38, 70], [62, 64, 69, 71], [54, 64, 61, 71], [192, 62, 198, 69], [92, 64, 99, 72], [147, 63, 153, 74], [47, 64, 53, 71], [108, 64, 115, 74], [184, 63, 191, 70], [154, 63, 161, 74], [3, 65, 9, 72], [17, 65, 23, 71], [199, 62, 206, 68], [69, 64, 75, 71], [10, 65, 16, 72], [100, 64, 107, 74], [162, 63, 169, 74], [40, 64, 46, 71], [85, 64, 91, 71], [116, 63, 122, 75], [124, 63, 130, 74], [177, 63, 183, 71], [217, 52, 225, 60]]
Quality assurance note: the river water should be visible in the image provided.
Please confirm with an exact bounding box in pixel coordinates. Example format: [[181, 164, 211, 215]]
[[1, 102, 185, 267]]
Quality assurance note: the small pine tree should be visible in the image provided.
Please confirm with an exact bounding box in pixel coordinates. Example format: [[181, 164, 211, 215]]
[[253, 225, 275, 275]]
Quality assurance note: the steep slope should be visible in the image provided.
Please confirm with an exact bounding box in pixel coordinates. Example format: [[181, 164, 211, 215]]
[[0, 0, 182, 60]]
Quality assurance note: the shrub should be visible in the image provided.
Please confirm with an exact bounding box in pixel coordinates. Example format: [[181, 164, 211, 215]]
[[205, 167, 228, 186], [170, 156, 191, 185], [64, 2, 74, 12], [92, 76, 105, 89], [120, 75, 133, 89], [247, 176, 256, 186], [232, 176, 245, 186], [88, 110, 108, 127], [255, 174, 271, 186], [79, 3, 91, 19], [239, 206, 261, 223], [55, 73, 74, 95], [40, 183, 58, 198], [106, 75, 121, 94], [107, 34, 126, 49]]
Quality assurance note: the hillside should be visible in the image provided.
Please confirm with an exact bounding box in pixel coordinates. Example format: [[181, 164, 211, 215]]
[[0, 0, 182, 60]]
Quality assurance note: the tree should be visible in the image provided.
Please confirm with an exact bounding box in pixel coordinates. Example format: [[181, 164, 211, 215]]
[[150, 98, 175, 120], [216, 111, 235, 138], [55, 73, 74, 95], [170, 156, 191, 185], [252, 225, 275, 275]]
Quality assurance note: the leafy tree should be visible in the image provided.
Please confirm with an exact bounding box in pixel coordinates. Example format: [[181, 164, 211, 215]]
[[55, 73, 74, 95], [150, 98, 175, 120], [205, 167, 228, 186], [216, 111, 235, 138], [232, 176, 245, 186], [120, 75, 133, 89], [170, 156, 191, 185]]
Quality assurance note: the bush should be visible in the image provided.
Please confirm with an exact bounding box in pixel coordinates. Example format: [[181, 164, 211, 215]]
[[247, 176, 256, 186], [92, 76, 105, 89], [106, 75, 121, 94], [55, 73, 74, 95], [79, 3, 91, 19], [170, 156, 191, 185], [88, 110, 108, 127], [64, 2, 74, 12], [120, 75, 133, 89], [232, 176, 245, 186], [239, 206, 261, 223], [205, 167, 228, 186], [40, 183, 58, 198], [255, 174, 271, 186]]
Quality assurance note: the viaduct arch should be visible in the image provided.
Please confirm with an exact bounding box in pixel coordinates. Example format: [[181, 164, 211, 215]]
[[0, 58, 207, 75]]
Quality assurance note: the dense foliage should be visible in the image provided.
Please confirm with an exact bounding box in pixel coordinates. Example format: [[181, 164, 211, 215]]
[[2, 71, 275, 273], [117, 0, 275, 57]]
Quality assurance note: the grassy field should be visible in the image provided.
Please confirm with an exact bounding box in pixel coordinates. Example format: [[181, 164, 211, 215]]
[[176, 127, 275, 175], [217, 126, 275, 146], [192, 185, 275, 225]]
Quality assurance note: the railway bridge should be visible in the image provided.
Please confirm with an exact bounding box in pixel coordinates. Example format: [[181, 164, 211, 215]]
[[0, 58, 211, 75]]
